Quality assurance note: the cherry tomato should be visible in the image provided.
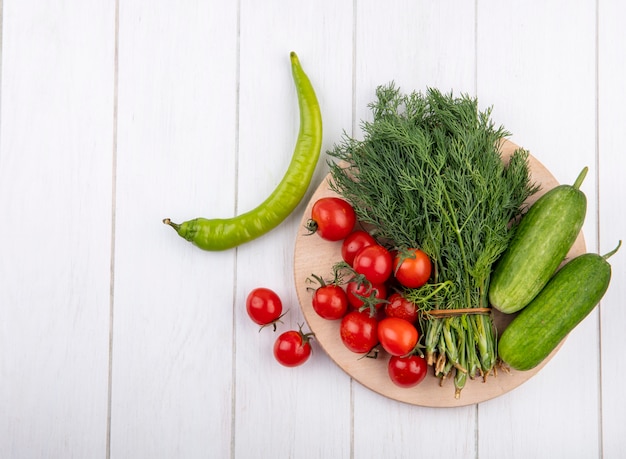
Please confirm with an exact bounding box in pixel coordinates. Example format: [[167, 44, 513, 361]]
[[340, 310, 378, 354], [341, 230, 377, 266], [246, 288, 283, 327], [346, 281, 387, 310], [393, 248, 432, 288], [312, 284, 349, 320], [377, 317, 419, 356], [384, 293, 418, 323], [307, 197, 356, 241], [353, 244, 393, 284], [388, 354, 428, 388], [273, 328, 313, 367]]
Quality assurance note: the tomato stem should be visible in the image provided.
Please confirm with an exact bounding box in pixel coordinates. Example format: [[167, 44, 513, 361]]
[[304, 219, 319, 236], [297, 323, 315, 343], [357, 346, 380, 360], [258, 310, 289, 333], [306, 273, 327, 290]]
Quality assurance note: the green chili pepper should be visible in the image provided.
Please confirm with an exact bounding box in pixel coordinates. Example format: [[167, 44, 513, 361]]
[[163, 52, 322, 251]]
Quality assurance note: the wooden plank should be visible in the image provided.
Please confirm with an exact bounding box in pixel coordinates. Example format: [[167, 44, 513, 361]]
[[110, 2, 238, 457], [0, 1, 115, 457], [232, 2, 354, 458], [476, 2, 600, 457], [354, 0, 477, 109], [352, 1, 479, 457], [598, 2, 626, 457]]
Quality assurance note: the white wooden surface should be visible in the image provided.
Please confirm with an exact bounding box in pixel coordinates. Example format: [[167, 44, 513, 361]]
[[0, 1, 624, 458]]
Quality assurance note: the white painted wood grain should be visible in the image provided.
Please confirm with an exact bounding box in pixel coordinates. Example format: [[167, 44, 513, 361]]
[[476, 2, 601, 458], [0, 1, 115, 457], [110, 2, 238, 458], [598, 2, 626, 458], [233, 2, 354, 458], [354, 0, 477, 114]]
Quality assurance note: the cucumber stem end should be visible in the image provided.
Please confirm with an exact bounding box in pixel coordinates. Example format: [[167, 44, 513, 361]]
[[573, 167, 589, 190], [602, 240, 622, 260]]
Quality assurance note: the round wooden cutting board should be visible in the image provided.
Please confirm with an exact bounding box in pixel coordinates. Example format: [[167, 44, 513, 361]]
[[293, 140, 587, 408]]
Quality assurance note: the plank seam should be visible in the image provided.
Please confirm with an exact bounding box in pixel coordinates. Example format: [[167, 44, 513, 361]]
[[231, 1, 242, 458], [594, 1, 604, 458], [106, 1, 120, 458], [351, 1, 357, 458]]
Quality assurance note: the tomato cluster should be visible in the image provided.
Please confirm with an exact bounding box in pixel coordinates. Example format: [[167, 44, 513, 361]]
[[307, 197, 431, 388], [243, 197, 433, 384], [245, 287, 314, 367]]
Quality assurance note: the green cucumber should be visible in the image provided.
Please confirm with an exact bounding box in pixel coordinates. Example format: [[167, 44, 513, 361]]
[[498, 241, 621, 371], [489, 167, 588, 314]]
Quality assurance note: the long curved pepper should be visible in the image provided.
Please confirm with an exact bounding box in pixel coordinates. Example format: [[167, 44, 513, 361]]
[[163, 52, 323, 251]]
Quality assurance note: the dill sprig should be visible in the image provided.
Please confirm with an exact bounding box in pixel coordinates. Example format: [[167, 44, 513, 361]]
[[328, 84, 537, 397]]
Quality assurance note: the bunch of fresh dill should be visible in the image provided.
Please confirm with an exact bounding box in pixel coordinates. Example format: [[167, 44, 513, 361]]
[[328, 84, 536, 398]]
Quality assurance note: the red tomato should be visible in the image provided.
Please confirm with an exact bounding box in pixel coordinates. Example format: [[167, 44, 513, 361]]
[[384, 293, 418, 323], [307, 197, 356, 241], [340, 310, 378, 354], [388, 355, 428, 388], [377, 317, 419, 356], [312, 284, 349, 320], [346, 281, 387, 310], [353, 245, 393, 284], [393, 248, 432, 288], [273, 329, 313, 367], [341, 230, 377, 266], [246, 288, 283, 327]]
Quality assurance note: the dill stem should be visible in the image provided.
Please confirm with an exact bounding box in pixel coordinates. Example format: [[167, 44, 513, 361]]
[[441, 186, 473, 310]]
